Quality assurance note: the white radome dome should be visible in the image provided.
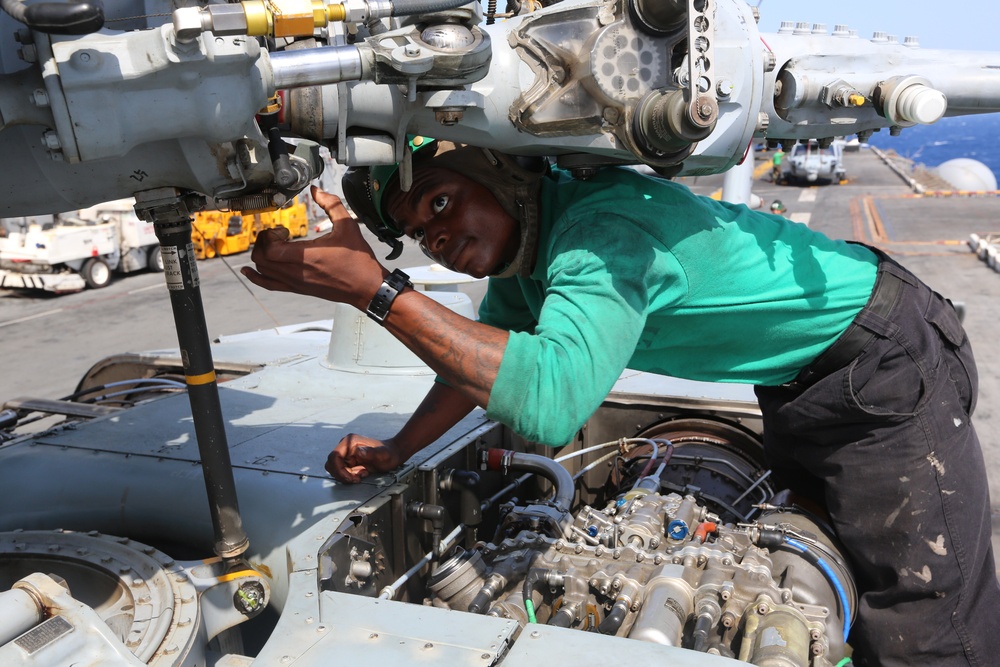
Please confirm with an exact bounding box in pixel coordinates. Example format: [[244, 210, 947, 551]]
[[935, 158, 998, 191]]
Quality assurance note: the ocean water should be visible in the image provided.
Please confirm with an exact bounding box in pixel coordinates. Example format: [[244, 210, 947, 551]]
[[865, 112, 1000, 184]]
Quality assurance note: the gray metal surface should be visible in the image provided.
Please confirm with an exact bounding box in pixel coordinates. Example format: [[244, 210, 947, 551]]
[[270, 591, 519, 667], [501, 623, 744, 666]]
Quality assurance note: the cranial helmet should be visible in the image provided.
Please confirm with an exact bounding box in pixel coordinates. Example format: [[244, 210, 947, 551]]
[[342, 138, 548, 278]]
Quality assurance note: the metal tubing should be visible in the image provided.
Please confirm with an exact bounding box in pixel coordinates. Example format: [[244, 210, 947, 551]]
[[481, 449, 575, 513], [269, 46, 364, 89], [0, 587, 43, 646], [149, 207, 248, 561], [388, 0, 471, 16]]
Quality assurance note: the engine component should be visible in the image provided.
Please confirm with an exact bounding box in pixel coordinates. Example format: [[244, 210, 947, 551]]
[[0, 529, 266, 664], [424, 430, 854, 667]]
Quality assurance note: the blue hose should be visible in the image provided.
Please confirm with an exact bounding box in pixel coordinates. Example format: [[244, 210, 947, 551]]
[[784, 537, 852, 643]]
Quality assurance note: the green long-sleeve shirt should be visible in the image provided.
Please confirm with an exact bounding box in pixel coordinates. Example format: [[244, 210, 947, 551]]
[[479, 168, 877, 446]]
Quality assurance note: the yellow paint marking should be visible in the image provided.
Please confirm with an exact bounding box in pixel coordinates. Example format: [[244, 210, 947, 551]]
[[752, 160, 774, 179], [863, 196, 889, 243], [217, 569, 258, 583], [186, 370, 217, 386], [849, 197, 868, 243]]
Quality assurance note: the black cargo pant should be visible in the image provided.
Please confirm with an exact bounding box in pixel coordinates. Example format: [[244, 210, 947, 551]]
[[755, 251, 1000, 666]]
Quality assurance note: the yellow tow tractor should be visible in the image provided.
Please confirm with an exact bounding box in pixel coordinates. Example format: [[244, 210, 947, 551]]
[[190, 195, 309, 260]]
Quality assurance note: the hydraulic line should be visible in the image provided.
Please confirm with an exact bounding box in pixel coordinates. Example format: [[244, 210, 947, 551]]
[[61, 378, 187, 402], [480, 449, 574, 513], [480, 472, 532, 513], [390, 0, 471, 16], [784, 537, 853, 643], [521, 568, 549, 624], [571, 450, 619, 481], [379, 524, 463, 600], [0, 0, 103, 34], [598, 599, 629, 635], [758, 529, 853, 643], [634, 438, 659, 480]]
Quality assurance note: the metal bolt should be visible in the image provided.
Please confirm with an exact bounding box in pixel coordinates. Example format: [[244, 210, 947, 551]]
[[435, 108, 464, 126], [31, 89, 49, 107]]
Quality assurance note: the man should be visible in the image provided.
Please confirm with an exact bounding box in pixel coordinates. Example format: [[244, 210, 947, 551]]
[[242, 140, 999, 665], [771, 148, 785, 182]]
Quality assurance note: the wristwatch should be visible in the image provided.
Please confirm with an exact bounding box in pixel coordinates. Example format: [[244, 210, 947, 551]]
[[366, 268, 412, 324]]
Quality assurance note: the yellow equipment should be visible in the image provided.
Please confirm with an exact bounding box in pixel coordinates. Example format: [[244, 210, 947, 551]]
[[191, 195, 309, 260]]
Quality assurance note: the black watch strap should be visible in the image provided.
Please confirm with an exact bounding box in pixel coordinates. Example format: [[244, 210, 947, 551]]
[[366, 269, 412, 324]]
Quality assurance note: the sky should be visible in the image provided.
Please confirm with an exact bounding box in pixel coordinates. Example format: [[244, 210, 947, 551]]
[[753, 0, 1000, 52]]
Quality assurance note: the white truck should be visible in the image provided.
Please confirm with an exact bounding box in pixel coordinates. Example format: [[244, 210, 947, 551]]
[[0, 199, 163, 292]]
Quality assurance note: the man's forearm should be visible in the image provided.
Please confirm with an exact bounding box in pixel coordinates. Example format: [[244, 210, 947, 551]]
[[382, 288, 508, 408], [393, 382, 478, 459]]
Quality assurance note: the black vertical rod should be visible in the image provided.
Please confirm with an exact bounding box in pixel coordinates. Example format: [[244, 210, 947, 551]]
[[145, 197, 249, 561]]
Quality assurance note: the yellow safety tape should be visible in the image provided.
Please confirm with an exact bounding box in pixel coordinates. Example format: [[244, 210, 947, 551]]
[[186, 370, 217, 386]]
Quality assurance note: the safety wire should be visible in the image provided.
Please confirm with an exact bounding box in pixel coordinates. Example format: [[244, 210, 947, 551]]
[[222, 254, 283, 328]]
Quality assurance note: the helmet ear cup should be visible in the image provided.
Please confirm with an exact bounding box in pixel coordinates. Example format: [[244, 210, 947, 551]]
[[342, 167, 404, 260]]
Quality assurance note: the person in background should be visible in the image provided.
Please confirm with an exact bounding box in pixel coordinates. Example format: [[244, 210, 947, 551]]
[[243, 140, 1000, 666], [771, 148, 785, 183]]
